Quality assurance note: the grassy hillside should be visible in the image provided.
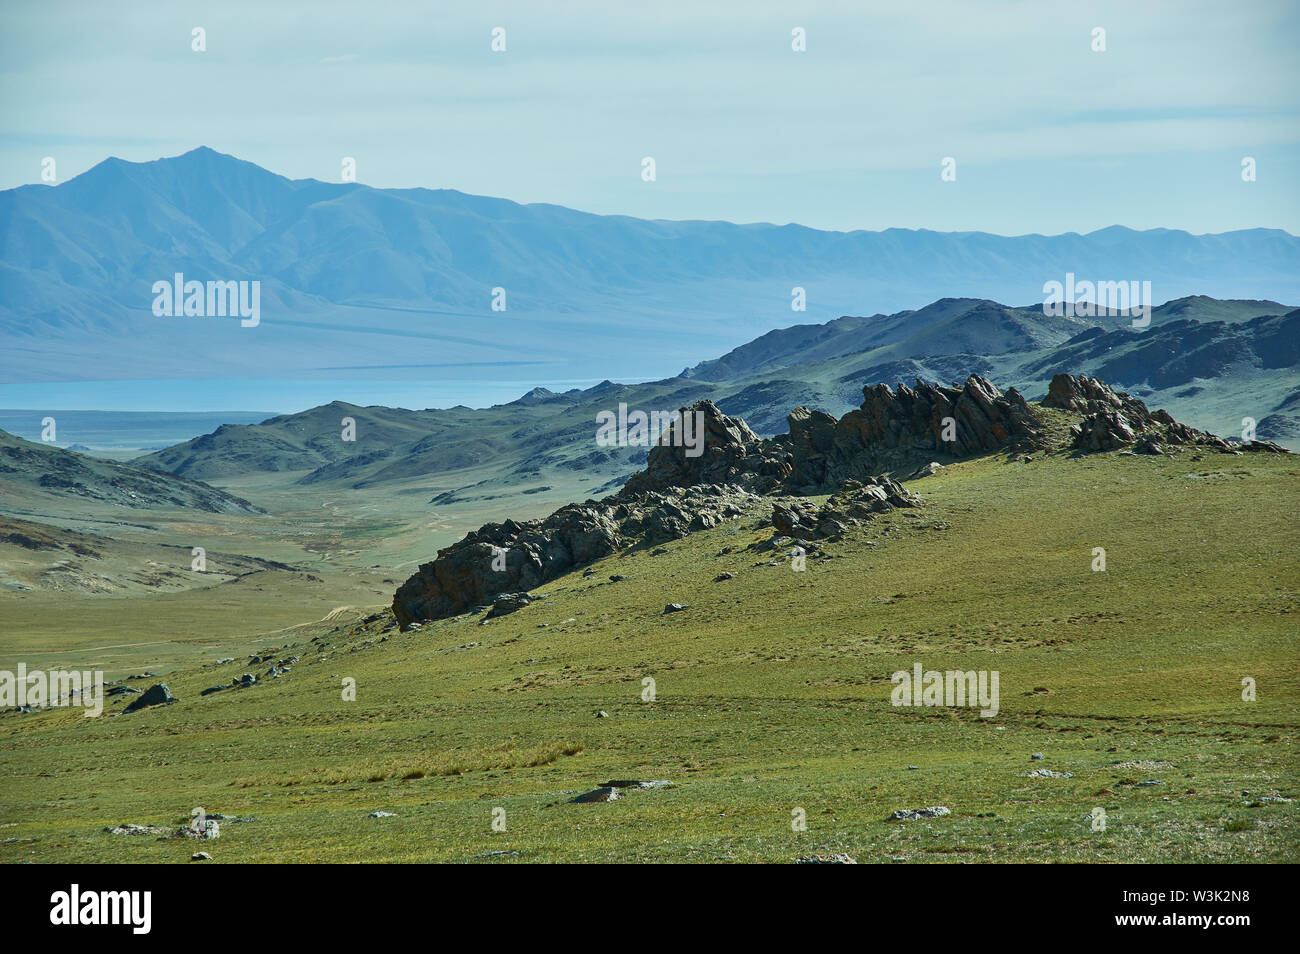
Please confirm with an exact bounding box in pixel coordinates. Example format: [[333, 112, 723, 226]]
[[2, 448, 1295, 863]]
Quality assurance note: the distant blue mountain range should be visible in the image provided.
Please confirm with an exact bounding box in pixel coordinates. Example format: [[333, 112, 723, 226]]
[[2, 147, 1298, 408]]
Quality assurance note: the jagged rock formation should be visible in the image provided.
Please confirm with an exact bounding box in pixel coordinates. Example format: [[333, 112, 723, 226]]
[[620, 404, 771, 494], [1042, 374, 1233, 454], [392, 373, 1279, 628], [620, 375, 1046, 497], [777, 376, 1045, 491]]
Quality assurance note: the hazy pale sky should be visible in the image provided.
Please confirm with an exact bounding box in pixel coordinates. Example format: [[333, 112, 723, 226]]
[[2, 0, 1298, 234]]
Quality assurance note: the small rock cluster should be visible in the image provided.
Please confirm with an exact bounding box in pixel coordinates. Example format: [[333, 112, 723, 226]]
[[794, 853, 858, 864], [771, 477, 917, 541], [201, 673, 258, 696]]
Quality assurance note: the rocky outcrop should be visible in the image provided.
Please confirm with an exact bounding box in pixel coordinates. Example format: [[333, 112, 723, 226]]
[[392, 483, 764, 626], [392, 373, 1272, 628], [394, 376, 1042, 628], [1043, 373, 1149, 417], [1044, 374, 1240, 454], [767, 376, 1045, 492], [1072, 410, 1138, 452], [1241, 439, 1290, 453], [623, 375, 1045, 498], [619, 401, 775, 495], [393, 502, 621, 624]]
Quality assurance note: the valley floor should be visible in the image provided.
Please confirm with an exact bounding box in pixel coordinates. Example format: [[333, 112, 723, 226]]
[[1, 450, 1296, 862]]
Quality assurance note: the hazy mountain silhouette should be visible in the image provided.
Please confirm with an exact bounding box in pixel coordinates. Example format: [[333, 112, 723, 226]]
[[4, 147, 1299, 392]]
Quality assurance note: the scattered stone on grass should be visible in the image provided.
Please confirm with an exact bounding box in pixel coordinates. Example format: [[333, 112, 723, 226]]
[[890, 806, 951, 820], [795, 853, 857, 864]]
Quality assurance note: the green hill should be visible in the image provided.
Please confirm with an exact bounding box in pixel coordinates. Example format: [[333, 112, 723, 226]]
[[2, 388, 1295, 863]]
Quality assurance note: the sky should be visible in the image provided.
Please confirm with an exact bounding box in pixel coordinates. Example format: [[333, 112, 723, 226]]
[[2, 0, 1298, 235]]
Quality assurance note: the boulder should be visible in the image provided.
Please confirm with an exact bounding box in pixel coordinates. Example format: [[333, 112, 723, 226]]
[[484, 592, 534, 619], [890, 806, 951, 820], [903, 461, 944, 480], [601, 779, 672, 789], [571, 787, 620, 803], [122, 683, 175, 714]]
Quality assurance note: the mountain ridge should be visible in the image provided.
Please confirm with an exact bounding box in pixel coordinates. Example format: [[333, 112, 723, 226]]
[[132, 296, 1300, 524], [5, 148, 1300, 393]]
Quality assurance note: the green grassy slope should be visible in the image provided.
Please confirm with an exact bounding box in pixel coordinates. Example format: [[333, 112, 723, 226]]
[[2, 448, 1295, 863]]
